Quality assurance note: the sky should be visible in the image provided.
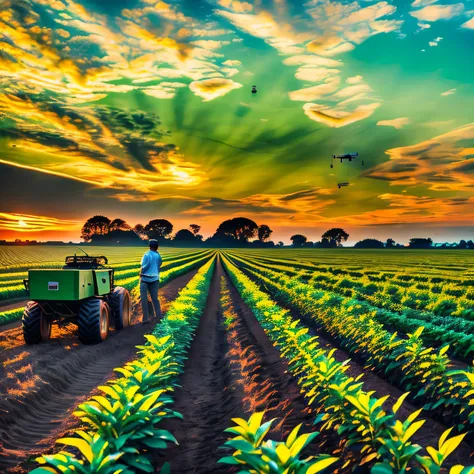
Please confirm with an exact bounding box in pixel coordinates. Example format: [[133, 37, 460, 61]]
[[1, 0, 474, 245]]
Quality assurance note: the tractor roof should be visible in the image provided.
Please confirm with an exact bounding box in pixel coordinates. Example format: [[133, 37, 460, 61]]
[[64, 255, 108, 269]]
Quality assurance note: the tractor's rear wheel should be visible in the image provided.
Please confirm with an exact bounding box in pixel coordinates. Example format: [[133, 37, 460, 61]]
[[78, 298, 110, 344], [109, 286, 131, 330], [22, 302, 51, 344]]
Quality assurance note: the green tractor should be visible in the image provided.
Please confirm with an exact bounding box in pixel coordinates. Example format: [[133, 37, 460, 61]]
[[22, 254, 132, 345]]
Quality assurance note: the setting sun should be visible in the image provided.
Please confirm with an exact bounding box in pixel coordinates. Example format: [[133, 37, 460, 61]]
[[18, 220, 27, 228]]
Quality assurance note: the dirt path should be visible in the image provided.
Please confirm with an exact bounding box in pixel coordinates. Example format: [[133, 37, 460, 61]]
[[156, 259, 314, 474], [0, 269, 198, 473]]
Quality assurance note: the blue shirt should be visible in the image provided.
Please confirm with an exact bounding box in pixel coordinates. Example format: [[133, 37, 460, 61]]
[[140, 250, 162, 282]]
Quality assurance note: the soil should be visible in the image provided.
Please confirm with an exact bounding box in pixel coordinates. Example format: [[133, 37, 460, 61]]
[[0, 298, 27, 311], [0, 269, 198, 473], [156, 259, 314, 473]]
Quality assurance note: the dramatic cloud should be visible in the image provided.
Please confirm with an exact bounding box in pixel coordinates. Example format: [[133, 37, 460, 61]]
[[364, 123, 474, 191], [0, 213, 81, 233], [328, 194, 474, 226], [1, 0, 474, 242], [303, 102, 381, 128], [189, 78, 243, 101], [181, 188, 335, 222], [377, 117, 411, 129], [410, 4, 464, 22], [0, 93, 206, 200]]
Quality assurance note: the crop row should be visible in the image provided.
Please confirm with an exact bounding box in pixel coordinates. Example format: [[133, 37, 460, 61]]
[[31, 256, 216, 474], [234, 252, 474, 320], [236, 249, 474, 276], [0, 246, 197, 272], [0, 251, 215, 327], [221, 254, 473, 473], [231, 253, 474, 354], [224, 252, 474, 444]]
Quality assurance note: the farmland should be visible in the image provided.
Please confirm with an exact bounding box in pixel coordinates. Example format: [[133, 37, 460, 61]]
[[1, 247, 474, 473]]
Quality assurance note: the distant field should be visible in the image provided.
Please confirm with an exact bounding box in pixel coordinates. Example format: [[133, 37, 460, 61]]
[[4, 247, 474, 472], [229, 248, 474, 276], [0, 245, 195, 271]]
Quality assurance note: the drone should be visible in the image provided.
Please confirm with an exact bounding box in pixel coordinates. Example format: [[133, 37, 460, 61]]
[[330, 152, 363, 168], [251, 85, 257, 94], [338, 182, 349, 189]]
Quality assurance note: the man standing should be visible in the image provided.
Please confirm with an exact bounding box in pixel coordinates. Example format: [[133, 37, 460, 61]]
[[139, 239, 162, 324]]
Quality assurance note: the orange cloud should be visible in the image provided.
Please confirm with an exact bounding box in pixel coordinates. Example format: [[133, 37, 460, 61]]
[[327, 194, 474, 226], [0, 213, 81, 233], [377, 117, 411, 129], [364, 123, 474, 191], [410, 4, 464, 21], [303, 102, 381, 128], [189, 78, 243, 101], [181, 188, 335, 223], [0, 93, 207, 200]]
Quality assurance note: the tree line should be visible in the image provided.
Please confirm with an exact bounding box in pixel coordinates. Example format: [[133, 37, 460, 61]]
[[80, 216, 280, 247], [80, 216, 474, 249]]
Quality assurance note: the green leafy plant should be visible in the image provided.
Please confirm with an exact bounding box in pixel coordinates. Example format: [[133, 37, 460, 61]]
[[219, 412, 338, 474]]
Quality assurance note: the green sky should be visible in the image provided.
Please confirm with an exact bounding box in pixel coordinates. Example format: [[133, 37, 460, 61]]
[[1, 0, 474, 244]]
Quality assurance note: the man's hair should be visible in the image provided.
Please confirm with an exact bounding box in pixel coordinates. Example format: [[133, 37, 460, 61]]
[[149, 239, 159, 250]]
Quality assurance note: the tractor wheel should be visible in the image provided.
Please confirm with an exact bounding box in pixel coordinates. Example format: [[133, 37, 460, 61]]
[[22, 302, 51, 344], [78, 298, 110, 344], [109, 286, 131, 330]]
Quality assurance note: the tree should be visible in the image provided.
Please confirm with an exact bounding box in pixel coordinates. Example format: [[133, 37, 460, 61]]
[[290, 234, 307, 247], [354, 238, 385, 249], [204, 230, 237, 247], [408, 238, 433, 249], [458, 239, 467, 249], [277, 241, 284, 247], [109, 218, 131, 232], [81, 215, 111, 242], [386, 238, 396, 248], [174, 229, 196, 242], [144, 219, 173, 240], [189, 224, 201, 235], [257, 224, 273, 242], [216, 217, 258, 242], [321, 228, 349, 247], [133, 224, 146, 240]]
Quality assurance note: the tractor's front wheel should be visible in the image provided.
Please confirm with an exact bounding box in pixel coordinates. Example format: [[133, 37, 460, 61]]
[[22, 302, 51, 344], [109, 286, 131, 330], [78, 298, 110, 344]]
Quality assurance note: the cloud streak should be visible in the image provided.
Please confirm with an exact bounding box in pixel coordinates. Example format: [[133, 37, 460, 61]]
[[364, 123, 474, 191]]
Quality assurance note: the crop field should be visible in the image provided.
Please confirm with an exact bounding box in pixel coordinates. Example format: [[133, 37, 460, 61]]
[[2, 247, 474, 473]]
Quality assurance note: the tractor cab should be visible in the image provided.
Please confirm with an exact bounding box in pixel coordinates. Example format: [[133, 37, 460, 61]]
[[63, 255, 108, 269]]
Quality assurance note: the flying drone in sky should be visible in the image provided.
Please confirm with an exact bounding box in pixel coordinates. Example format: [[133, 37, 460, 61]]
[[330, 152, 363, 168]]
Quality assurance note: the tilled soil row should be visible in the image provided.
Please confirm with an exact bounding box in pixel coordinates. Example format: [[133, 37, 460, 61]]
[[0, 269, 198, 473], [232, 260, 473, 469], [156, 259, 314, 473]]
